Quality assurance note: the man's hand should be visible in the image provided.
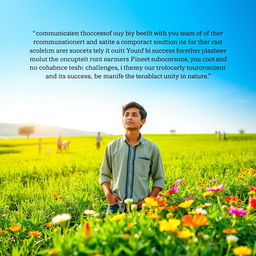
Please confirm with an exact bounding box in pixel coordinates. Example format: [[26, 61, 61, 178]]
[[101, 182, 122, 205], [106, 192, 122, 205]]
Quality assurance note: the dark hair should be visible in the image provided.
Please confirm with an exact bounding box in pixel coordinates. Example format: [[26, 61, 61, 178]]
[[122, 102, 147, 120]]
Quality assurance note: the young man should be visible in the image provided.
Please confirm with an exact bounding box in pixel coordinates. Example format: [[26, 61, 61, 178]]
[[99, 102, 165, 214]]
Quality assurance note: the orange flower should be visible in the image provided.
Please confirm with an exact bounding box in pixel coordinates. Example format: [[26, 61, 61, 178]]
[[0, 230, 7, 235], [9, 224, 22, 232], [164, 206, 178, 210], [28, 231, 42, 237], [182, 215, 208, 227], [83, 222, 91, 238], [222, 228, 237, 234], [225, 196, 241, 205], [154, 198, 168, 206], [196, 204, 207, 208], [122, 233, 130, 238], [45, 222, 54, 227], [46, 249, 59, 255]]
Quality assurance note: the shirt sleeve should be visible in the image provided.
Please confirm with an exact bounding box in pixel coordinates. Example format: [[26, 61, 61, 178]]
[[150, 146, 165, 189], [99, 145, 112, 185]]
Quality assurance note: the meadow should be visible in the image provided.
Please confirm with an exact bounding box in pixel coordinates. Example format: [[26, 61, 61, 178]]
[[0, 134, 255, 256]]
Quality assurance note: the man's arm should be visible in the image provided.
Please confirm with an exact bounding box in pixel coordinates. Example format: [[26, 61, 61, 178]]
[[99, 145, 121, 205]]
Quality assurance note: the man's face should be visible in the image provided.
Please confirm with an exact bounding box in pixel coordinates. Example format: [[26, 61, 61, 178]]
[[122, 107, 146, 130]]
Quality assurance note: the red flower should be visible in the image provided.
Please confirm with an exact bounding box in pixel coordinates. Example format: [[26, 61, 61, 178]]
[[249, 197, 256, 208], [225, 196, 241, 205]]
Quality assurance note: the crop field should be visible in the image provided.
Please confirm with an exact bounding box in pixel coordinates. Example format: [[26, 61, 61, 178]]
[[0, 134, 255, 256]]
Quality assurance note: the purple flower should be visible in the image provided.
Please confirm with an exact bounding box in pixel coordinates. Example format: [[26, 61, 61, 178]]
[[174, 179, 185, 184], [209, 179, 219, 183], [168, 185, 179, 195], [226, 206, 248, 216], [206, 184, 225, 192], [185, 196, 194, 201]]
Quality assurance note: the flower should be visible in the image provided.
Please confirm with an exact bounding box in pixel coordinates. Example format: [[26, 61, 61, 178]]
[[28, 231, 42, 237], [159, 219, 180, 232], [154, 198, 168, 206], [249, 186, 256, 192], [225, 196, 241, 205], [174, 179, 185, 184], [52, 214, 71, 224], [185, 196, 194, 201], [206, 184, 225, 192], [83, 210, 99, 217], [144, 197, 158, 207], [9, 224, 22, 232], [147, 213, 160, 219], [178, 200, 194, 208], [0, 230, 7, 235], [110, 213, 126, 221], [168, 185, 179, 195], [122, 233, 130, 238], [182, 215, 208, 227], [226, 206, 247, 216], [46, 249, 59, 255], [177, 228, 193, 239], [226, 235, 239, 242], [195, 208, 207, 215], [45, 222, 54, 227], [209, 179, 218, 182], [203, 191, 214, 197], [131, 204, 138, 211], [83, 222, 91, 238], [233, 246, 252, 256], [248, 197, 256, 208], [124, 198, 133, 205], [222, 228, 237, 234]]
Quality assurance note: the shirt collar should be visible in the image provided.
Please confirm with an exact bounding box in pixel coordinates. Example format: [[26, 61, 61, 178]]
[[122, 134, 144, 145]]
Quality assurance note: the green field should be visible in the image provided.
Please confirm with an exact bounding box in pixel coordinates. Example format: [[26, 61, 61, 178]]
[[0, 134, 255, 255]]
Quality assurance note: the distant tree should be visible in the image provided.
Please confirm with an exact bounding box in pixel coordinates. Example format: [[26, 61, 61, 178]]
[[170, 129, 176, 134], [18, 125, 35, 138], [238, 129, 245, 135]]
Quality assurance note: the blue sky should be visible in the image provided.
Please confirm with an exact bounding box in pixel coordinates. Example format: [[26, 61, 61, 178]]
[[0, 0, 255, 134]]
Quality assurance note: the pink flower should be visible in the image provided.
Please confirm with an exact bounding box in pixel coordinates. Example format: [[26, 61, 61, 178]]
[[209, 179, 219, 183], [185, 196, 194, 201], [168, 185, 179, 195], [206, 184, 225, 192], [174, 179, 185, 184], [226, 206, 248, 216]]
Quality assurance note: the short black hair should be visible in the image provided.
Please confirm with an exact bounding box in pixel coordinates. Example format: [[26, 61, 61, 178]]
[[122, 102, 147, 120]]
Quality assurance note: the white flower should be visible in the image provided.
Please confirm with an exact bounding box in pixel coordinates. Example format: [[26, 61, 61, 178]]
[[193, 237, 198, 243], [131, 204, 138, 211], [84, 209, 98, 216], [195, 208, 207, 215], [52, 213, 71, 224], [205, 203, 211, 206], [124, 198, 133, 205], [203, 234, 210, 240], [226, 235, 239, 243]]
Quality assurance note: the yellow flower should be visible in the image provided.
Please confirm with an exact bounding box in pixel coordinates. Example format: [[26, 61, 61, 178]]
[[127, 223, 134, 229], [144, 197, 158, 207], [166, 212, 173, 218], [178, 200, 194, 208], [233, 246, 252, 256], [196, 204, 206, 208], [110, 213, 126, 221], [148, 213, 160, 219], [159, 219, 180, 232], [28, 231, 42, 237], [203, 191, 214, 197], [9, 224, 22, 232], [177, 229, 193, 239], [222, 228, 237, 234]]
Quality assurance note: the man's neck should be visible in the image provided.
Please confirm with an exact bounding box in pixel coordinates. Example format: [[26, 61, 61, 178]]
[[125, 130, 141, 146]]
